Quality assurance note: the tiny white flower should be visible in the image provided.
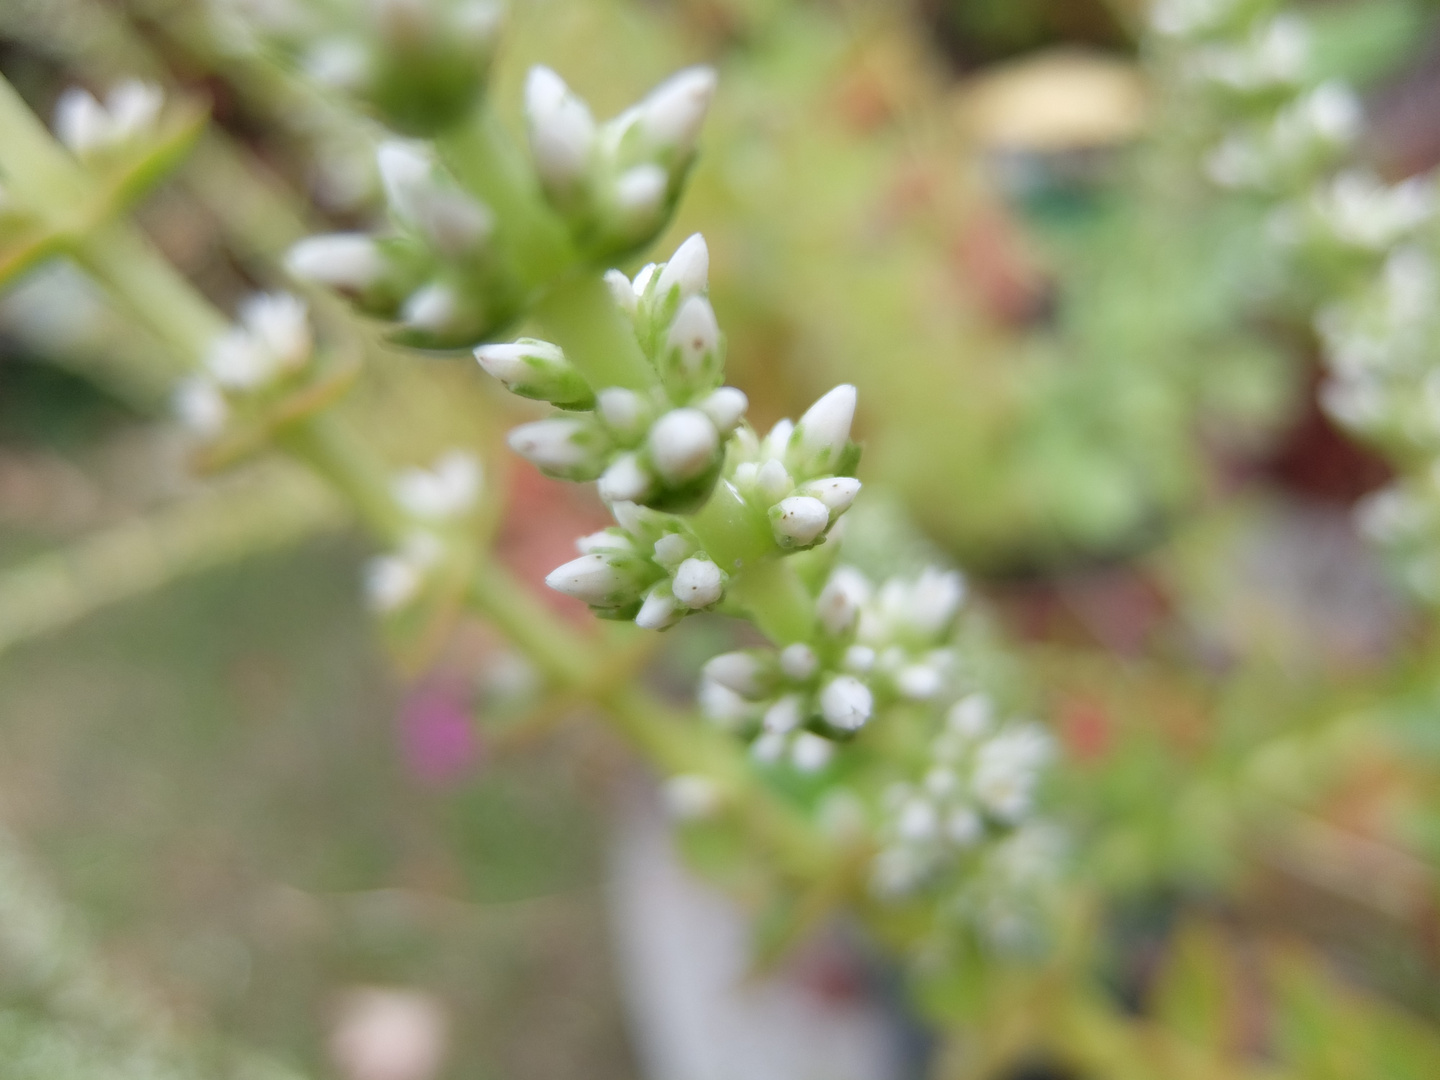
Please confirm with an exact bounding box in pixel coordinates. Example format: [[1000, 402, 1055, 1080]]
[[791, 732, 835, 773], [378, 140, 492, 255], [907, 567, 966, 637], [648, 408, 719, 483], [612, 164, 668, 225], [365, 554, 423, 613], [286, 233, 388, 291], [778, 642, 819, 681], [598, 454, 653, 503], [637, 66, 717, 154], [819, 674, 872, 731], [55, 80, 163, 157], [655, 233, 710, 301], [673, 556, 724, 608], [635, 585, 684, 630], [770, 495, 830, 547], [205, 328, 272, 390], [698, 387, 747, 433], [524, 66, 597, 192], [401, 283, 458, 333], [944, 807, 983, 847]]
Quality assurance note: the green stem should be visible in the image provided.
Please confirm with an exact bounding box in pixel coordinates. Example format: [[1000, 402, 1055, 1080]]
[[533, 272, 657, 390], [439, 106, 575, 291], [273, 411, 408, 544], [466, 558, 599, 687], [729, 557, 817, 645]]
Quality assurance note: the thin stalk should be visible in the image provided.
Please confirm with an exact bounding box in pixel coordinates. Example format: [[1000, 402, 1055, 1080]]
[[533, 271, 657, 390]]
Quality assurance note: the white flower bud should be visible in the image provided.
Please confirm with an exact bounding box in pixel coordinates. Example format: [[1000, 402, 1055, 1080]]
[[791, 384, 856, 473], [654, 233, 710, 302], [665, 295, 721, 379], [545, 553, 643, 607], [631, 263, 658, 295], [843, 645, 875, 673], [604, 269, 638, 315], [763, 695, 804, 735], [755, 459, 793, 504], [770, 496, 830, 547], [699, 679, 756, 728], [55, 80, 163, 157], [791, 732, 834, 773], [524, 66, 596, 192], [239, 292, 312, 370], [401, 283, 458, 333], [286, 233, 388, 291], [54, 88, 108, 156], [699, 387, 747, 433], [652, 532, 695, 569], [205, 329, 272, 390], [908, 568, 965, 637], [638, 66, 717, 154], [576, 529, 635, 555], [378, 140, 491, 255], [364, 554, 422, 613], [508, 417, 606, 475], [392, 450, 481, 521], [596, 387, 649, 440], [817, 567, 869, 642], [475, 338, 593, 407], [819, 675, 872, 732], [778, 643, 818, 681], [761, 418, 793, 459], [613, 164, 668, 225], [598, 454, 654, 503], [648, 408, 719, 484], [703, 652, 768, 698], [673, 556, 724, 609], [797, 476, 861, 514], [106, 80, 164, 138], [635, 585, 684, 630], [896, 663, 943, 701]]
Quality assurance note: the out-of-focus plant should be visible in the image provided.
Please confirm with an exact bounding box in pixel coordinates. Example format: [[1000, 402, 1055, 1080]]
[[3, 0, 1440, 1077]]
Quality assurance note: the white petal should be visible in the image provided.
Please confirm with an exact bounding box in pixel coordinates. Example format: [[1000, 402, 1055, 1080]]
[[286, 233, 387, 291], [819, 675, 872, 731], [699, 386, 747, 433], [778, 643, 818, 681], [655, 232, 709, 301], [648, 408, 719, 483], [638, 66, 717, 153], [771, 496, 829, 547]]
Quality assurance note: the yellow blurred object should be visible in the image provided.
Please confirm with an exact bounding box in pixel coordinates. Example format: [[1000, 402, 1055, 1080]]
[[958, 48, 1149, 152]]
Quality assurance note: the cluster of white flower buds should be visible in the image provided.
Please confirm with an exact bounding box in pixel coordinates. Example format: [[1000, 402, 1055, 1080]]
[[1157, 1, 1440, 603], [524, 65, 717, 259], [482, 234, 749, 509], [697, 565, 967, 766], [872, 693, 1054, 897], [288, 139, 507, 347], [173, 292, 315, 436], [364, 449, 483, 612], [475, 231, 862, 631], [217, 0, 505, 136], [53, 80, 165, 161], [544, 500, 727, 629]]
